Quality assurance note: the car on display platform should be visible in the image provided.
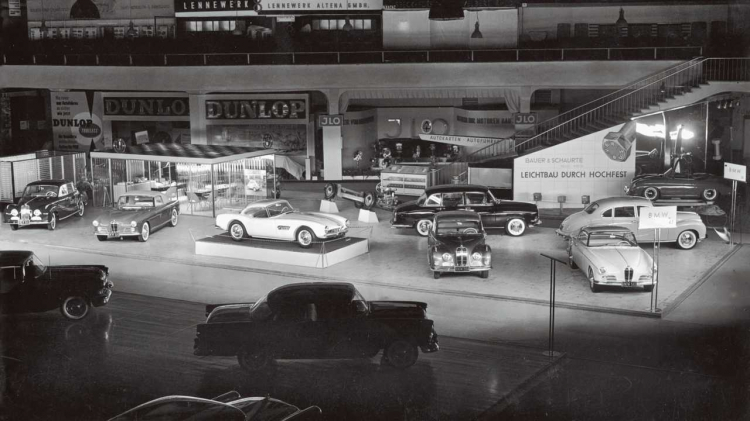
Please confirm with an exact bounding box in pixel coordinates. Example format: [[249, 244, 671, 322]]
[[194, 282, 440, 372], [391, 184, 541, 237], [92, 191, 180, 242], [3, 179, 85, 231], [556, 196, 706, 250], [107, 391, 322, 421], [567, 226, 656, 293], [215, 199, 349, 248], [428, 211, 492, 279], [0, 250, 113, 320], [624, 155, 732, 202]]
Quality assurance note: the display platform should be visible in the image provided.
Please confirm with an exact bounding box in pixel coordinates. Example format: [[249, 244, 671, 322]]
[[195, 234, 369, 268]]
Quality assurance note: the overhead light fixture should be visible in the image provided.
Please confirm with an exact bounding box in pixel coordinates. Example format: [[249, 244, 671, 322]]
[[471, 12, 483, 39], [429, 0, 466, 21]]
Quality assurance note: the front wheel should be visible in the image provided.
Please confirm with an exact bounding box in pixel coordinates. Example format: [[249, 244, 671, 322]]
[[237, 347, 273, 373], [568, 253, 578, 269], [588, 267, 599, 293], [675, 230, 698, 250], [433, 271, 441, 279], [644, 285, 655, 292], [363, 192, 376, 210], [505, 218, 527, 237], [323, 183, 337, 200], [60, 296, 90, 320], [47, 213, 57, 231], [169, 208, 179, 227], [415, 219, 432, 237], [10, 224, 18, 231], [383, 339, 419, 369], [76, 201, 85, 217], [643, 187, 660, 201], [296, 227, 316, 248], [138, 222, 150, 242]]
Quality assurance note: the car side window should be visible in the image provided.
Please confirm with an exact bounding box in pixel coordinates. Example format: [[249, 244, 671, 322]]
[[253, 209, 269, 218], [442, 192, 463, 208], [602, 209, 613, 218], [154, 196, 164, 206], [424, 194, 442, 207], [275, 304, 307, 321], [465, 192, 487, 205], [614, 207, 635, 218], [59, 184, 69, 197], [67, 183, 76, 196]]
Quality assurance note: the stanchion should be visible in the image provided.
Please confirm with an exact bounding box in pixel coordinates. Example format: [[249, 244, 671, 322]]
[[540, 253, 567, 360]]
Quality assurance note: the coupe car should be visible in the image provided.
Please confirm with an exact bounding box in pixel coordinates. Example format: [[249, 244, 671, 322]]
[[3, 179, 85, 231], [391, 184, 540, 237], [0, 250, 113, 320], [92, 191, 180, 242], [625, 157, 732, 202], [567, 226, 656, 293], [216, 199, 349, 248], [556, 196, 706, 250], [428, 211, 492, 279], [194, 282, 439, 372], [107, 391, 321, 421]]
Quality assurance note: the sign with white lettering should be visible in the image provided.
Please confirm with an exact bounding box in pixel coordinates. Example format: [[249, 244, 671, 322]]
[[724, 162, 746, 183], [175, 0, 383, 16], [27, 0, 174, 21], [51, 92, 102, 152], [639, 206, 677, 229], [318, 114, 343, 127], [514, 112, 538, 125]]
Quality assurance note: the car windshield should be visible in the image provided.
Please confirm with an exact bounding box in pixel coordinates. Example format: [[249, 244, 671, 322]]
[[118, 196, 155, 210], [23, 184, 58, 198], [584, 202, 600, 214], [436, 220, 482, 236], [108, 399, 243, 421], [587, 232, 638, 247], [416, 193, 427, 205], [266, 202, 294, 217]]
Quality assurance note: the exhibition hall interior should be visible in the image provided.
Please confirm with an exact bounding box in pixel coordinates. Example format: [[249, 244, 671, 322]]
[[1, 0, 750, 420]]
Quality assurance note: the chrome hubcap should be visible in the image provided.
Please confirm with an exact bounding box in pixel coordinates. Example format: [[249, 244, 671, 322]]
[[679, 232, 694, 247], [299, 230, 312, 245], [66, 298, 86, 317], [230, 224, 243, 239], [418, 221, 431, 234], [171, 211, 178, 225], [509, 220, 524, 235], [142, 225, 149, 239]]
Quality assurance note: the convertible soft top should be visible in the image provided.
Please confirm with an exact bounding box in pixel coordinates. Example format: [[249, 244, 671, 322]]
[[0, 250, 33, 266], [267, 282, 356, 308]]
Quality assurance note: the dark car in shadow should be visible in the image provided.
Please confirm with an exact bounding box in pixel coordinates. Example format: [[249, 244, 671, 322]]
[[3, 179, 85, 230]]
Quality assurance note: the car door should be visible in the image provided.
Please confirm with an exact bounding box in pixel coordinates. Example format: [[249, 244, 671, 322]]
[[57, 184, 74, 217], [270, 302, 326, 359], [570, 231, 588, 270], [152, 195, 166, 227], [462, 191, 496, 227]]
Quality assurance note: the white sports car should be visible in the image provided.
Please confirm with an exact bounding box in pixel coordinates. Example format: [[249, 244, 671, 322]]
[[216, 199, 349, 248], [568, 225, 656, 293]]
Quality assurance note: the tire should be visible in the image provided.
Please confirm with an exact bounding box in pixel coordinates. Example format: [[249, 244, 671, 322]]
[[169, 208, 179, 227], [675, 230, 698, 250], [701, 189, 718, 201], [480, 270, 489, 279], [138, 222, 150, 242], [237, 347, 273, 373], [10, 224, 18, 231], [323, 183, 337, 200], [229, 222, 246, 241], [415, 219, 432, 237], [433, 271, 441, 279], [97, 235, 107, 242], [643, 285, 654, 292], [60, 296, 90, 320], [383, 339, 419, 369], [568, 253, 578, 269], [588, 267, 599, 293], [47, 213, 57, 231], [296, 226, 316, 248], [354, 201, 363, 209], [363, 192, 376, 210], [643, 187, 659, 201], [505, 217, 527, 237], [76, 200, 85, 217]]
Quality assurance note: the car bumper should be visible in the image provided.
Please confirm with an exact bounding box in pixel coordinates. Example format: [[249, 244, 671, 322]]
[[420, 329, 440, 353], [593, 279, 655, 288], [6, 215, 48, 226], [91, 288, 113, 307], [431, 266, 490, 273]]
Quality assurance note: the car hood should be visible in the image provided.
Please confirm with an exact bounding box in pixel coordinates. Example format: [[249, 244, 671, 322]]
[[14, 196, 56, 209], [368, 301, 427, 319], [285, 211, 347, 226], [95, 209, 151, 223], [432, 235, 485, 249], [590, 247, 651, 269], [206, 304, 254, 323]]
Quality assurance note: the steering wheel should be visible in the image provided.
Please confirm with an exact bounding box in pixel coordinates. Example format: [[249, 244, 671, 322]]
[[462, 228, 479, 234], [281, 206, 290, 214], [616, 241, 631, 246], [45, 191, 57, 197]]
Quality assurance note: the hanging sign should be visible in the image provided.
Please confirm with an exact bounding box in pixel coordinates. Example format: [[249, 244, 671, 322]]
[[419, 133, 508, 147], [724, 162, 746, 183], [318, 114, 343, 127], [638, 206, 677, 229], [514, 113, 538, 125]]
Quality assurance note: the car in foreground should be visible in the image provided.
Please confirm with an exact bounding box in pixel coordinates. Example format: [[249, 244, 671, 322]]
[[107, 391, 321, 421], [194, 282, 439, 372], [93, 191, 180, 242], [567, 226, 656, 293], [0, 250, 113, 320], [3, 179, 84, 231], [428, 211, 492, 279], [624, 158, 731, 202], [215, 199, 349, 248], [556, 196, 706, 250], [391, 184, 540, 237]]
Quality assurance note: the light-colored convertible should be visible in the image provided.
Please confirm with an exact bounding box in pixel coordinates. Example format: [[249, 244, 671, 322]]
[[556, 196, 706, 250], [568, 226, 656, 293], [215, 199, 349, 248]]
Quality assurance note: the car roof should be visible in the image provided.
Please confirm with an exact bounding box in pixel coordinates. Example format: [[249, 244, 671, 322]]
[[268, 282, 355, 307], [0, 250, 34, 266], [435, 210, 481, 221], [592, 196, 651, 207], [424, 184, 488, 194], [27, 179, 70, 187], [582, 225, 633, 233]]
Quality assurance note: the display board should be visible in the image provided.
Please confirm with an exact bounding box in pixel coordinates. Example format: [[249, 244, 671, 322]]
[[380, 165, 431, 196]]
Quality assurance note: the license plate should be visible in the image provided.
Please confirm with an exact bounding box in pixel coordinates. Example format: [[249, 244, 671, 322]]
[[19, 219, 30, 226], [455, 267, 469, 272], [623, 281, 635, 287], [108, 232, 119, 238]]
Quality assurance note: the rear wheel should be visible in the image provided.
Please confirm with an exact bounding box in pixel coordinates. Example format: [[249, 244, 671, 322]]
[[675, 230, 698, 250], [383, 339, 418, 369], [10, 224, 18, 231], [702, 189, 718, 201], [229, 222, 246, 241], [505, 218, 526, 237], [433, 272, 441, 279], [363, 192, 376, 210], [415, 219, 432, 237], [169, 208, 179, 227], [480, 270, 489, 279], [643, 285, 654, 292], [643, 187, 659, 201], [323, 183, 337, 200]]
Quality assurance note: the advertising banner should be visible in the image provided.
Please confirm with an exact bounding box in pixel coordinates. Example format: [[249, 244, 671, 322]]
[[51, 92, 103, 152], [26, 0, 174, 21], [176, 0, 383, 17]]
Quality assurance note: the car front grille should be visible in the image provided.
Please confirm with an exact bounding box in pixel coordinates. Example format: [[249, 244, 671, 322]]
[[325, 227, 340, 235], [624, 267, 634, 282], [110, 222, 118, 233], [456, 247, 468, 267]]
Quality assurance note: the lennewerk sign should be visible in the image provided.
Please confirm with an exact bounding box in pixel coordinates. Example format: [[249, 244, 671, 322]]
[[175, 0, 382, 16], [638, 206, 677, 230]]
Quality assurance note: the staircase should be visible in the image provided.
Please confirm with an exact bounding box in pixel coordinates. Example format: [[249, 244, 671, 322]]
[[435, 57, 750, 185]]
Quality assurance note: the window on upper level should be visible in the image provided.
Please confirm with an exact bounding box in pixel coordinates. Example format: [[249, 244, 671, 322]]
[[311, 18, 372, 32], [184, 20, 236, 33]]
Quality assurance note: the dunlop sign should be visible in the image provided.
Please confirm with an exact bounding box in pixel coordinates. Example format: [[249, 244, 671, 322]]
[[723, 162, 746, 183], [638, 206, 677, 229]]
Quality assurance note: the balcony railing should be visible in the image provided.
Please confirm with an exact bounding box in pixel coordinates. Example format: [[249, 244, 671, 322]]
[[2, 46, 703, 66]]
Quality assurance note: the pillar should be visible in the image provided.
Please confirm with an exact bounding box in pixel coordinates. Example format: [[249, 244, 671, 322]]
[[322, 89, 343, 180]]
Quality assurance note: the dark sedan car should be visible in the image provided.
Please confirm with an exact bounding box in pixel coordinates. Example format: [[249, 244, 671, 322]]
[[625, 158, 732, 202], [194, 282, 439, 372], [3, 179, 85, 231], [428, 211, 492, 279], [93, 191, 180, 242], [0, 250, 113, 320], [391, 184, 540, 237]]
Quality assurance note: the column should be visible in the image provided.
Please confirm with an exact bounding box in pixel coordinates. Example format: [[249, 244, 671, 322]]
[[322, 89, 343, 180]]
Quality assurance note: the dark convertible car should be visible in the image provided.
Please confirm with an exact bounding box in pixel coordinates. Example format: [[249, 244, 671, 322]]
[[92, 191, 180, 242], [428, 211, 492, 279], [391, 184, 540, 237], [625, 155, 732, 202], [3, 179, 85, 230], [194, 282, 439, 372], [0, 250, 113, 320]]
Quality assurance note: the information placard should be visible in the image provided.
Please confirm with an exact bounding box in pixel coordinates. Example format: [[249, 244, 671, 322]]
[[724, 162, 747, 183], [638, 206, 677, 229]]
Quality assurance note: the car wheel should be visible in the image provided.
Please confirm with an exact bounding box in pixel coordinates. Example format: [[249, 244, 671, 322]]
[[643, 187, 659, 201], [480, 270, 489, 279], [296, 226, 316, 248], [76, 200, 85, 217], [47, 213, 57, 231], [588, 268, 599, 293], [702, 189, 718, 201], [505, 218, 526, 237], [97, 235, 107, 242], [229, 222, 246, 241], [323, 183, 337, 200], [568, 253, 578, 269], [10, 224, 18, 231], [676, 230, 698, 250], [169, 208, 179, 227], [60, 296, 90, 320], [237, 347, 273, 373], [354, 201, 363, 209], [383, 339, 419, 369], [138, 222, 150, 242], [415, 219, 432, 237], [433, 272, 441, 279], [643, 285, 654, 292], [363, 192, 376, 210]]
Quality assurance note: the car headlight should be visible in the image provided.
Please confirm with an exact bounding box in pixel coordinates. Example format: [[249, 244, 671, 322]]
[[130, 221, 137, 228], [100, 270, 107, 281], [483, 254, 491, 265], [472, 252, 482, 261], [442, 253, 453, 262], [10, 209, 18, 216], [345, 219, 350, 227], [598, 267, 607, 275], [33, 209, 41, 216], [93, 220, 99, 227]]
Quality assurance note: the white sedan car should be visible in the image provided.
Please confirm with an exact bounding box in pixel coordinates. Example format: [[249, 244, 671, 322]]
[[568, 225, 656, 293], [216, 199, 349, 248]]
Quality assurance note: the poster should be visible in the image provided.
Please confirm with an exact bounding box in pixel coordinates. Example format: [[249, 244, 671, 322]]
[[51, 92, 102, 151]]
